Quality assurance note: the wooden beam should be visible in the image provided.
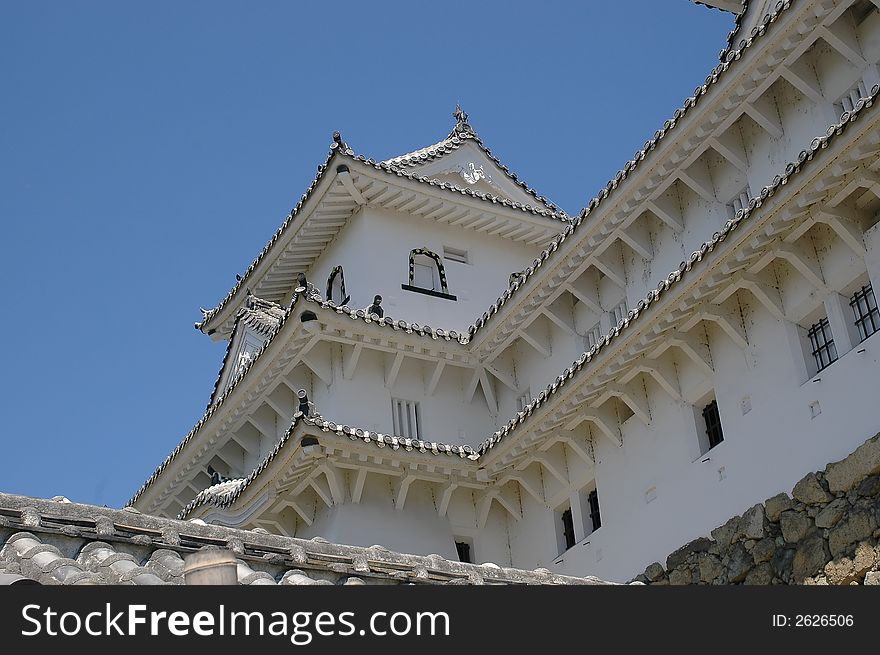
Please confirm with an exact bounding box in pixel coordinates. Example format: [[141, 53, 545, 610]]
[[744, 94, 783, 138], [484, 361, 518, 391], [280, 499, 313, 526], [437, 481, 458, 517], [618, 220, 653, 260], [709, 130, 748, 172], [774, 243, 828, 293], [821, 20, 866, 67], [543, 296, 578, 337], [520, 322, 552, 358], [555, 432, 595, 466], [679, 158, 716, 202], [395, 475, 416, 511], [781, 58, 824, 104], [478, 368, 498, 415], [351, 469, 368, 504], [302, 354, 332, 386], [384, 352, 405, 389], [566, 275, 603, 314], [309, 476, 334, 508], [507, 466, 545, 504], [647, 196, 684, 232], [812, 206, 867, 254], [623, 357, 681, 401], [337, 170, 366, 205], [566, 407, 622, 448], [465, 368, 481, 403], [665, 332, 714, 377], [426, 360, 446, 396], [476, 492, 495, 529], [321, 464, 345, 505], [343, 343, 363, 380], [603, 382, 651, 424], [593, 247, 626, 288], [494, 485, 522, 522]]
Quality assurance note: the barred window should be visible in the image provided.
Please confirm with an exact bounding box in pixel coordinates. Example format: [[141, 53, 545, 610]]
[[391, 398, 421, 439], [455, 541, 472, 563], [850, 284, 879, 342], [585, 322, 602, 350], [807, 317, 838, 372]]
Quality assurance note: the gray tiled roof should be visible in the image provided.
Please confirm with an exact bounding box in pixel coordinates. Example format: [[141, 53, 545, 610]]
[[195, 128, 569, 336], [177, 409, 481, 520], [0, 493, 609, 585], [464, 0, 787, 343], [474, 85, 880, 456]]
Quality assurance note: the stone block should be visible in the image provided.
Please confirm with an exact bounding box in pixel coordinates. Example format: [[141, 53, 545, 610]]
[[726, 543, 754, 583], [666, 537, 713, 570], [856, 475, 880, 498], [825, 433, 880, 493], [828, 510, 876, 558], [711, 515, 741, 550], [780, 511, 812, 543], [742, 504, 765, 540], [744, 562, 773, 585], [815, 498, 848, 529], [668, 568, 692, 585], [864, 571, 880, 585], [792, 472, 832, 505], [644, 562, 665, 582], [752, 538, 776, 564], [698, 554, 723, 583], [764, 493, 792, 522], [792, 534, 830, 583]]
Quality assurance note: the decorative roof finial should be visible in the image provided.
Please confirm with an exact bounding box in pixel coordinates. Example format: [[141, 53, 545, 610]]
[[453, 103, 469, 125]]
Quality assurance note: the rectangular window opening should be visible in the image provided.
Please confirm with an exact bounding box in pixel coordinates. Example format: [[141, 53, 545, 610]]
[[391, 398, 421, 440], [455, 540, 472, 563], [702, 399, 724, 451], [807, 317, 838, 372], [587, 488, 601, 532], [442, 246, 469, 264], [850, 284, 879, 342]]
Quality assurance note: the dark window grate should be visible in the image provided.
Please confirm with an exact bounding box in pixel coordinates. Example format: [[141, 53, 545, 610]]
[[850, 284, 879, 342], [702, 400, 724, 450], [587, 489, 601, 532], [561, 508, 575, 550], [455, 541, 471, 563], [808, 317, 838, 372]]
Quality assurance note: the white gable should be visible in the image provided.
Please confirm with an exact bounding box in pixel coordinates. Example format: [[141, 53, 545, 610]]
[[400, 140, 551, 209]]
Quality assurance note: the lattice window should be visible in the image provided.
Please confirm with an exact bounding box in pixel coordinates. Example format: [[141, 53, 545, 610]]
[[585, 322, 602, 350], [728, 185, 752, 217], [835, 79, 869, 116], [807, 317, 838, 372], [610, 299, 628, 327], [850, 284, 879, 342], [392, 398, 421, 440]]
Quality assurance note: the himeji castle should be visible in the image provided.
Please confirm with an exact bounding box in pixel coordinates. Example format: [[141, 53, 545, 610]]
[[126, 0, 880, 583]]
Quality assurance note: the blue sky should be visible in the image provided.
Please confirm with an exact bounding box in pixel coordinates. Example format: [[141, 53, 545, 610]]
[[0, 1, 733, 508]]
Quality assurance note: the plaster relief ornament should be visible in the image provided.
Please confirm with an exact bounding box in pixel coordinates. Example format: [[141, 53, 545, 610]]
[[460, 162, 486, 185], [236, 350, 253, 375]]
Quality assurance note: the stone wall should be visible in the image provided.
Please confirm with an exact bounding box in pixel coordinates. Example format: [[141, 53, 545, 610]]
[[633, 433, 880, 585]]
